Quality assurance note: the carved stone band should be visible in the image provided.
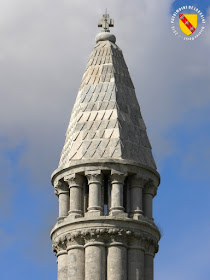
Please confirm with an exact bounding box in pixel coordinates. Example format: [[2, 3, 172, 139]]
[[67, 245, 84, 251], [52, 228, 159, 257], [84, 241, 105, 248], [57, 250, 67, 257], [108, 242, 128, 248]]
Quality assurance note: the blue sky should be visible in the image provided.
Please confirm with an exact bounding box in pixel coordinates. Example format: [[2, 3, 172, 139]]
[[0, 0, 210, 279], [171, 0, 209, 15]]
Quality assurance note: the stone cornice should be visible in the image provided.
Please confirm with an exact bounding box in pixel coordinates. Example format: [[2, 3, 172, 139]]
[[51, 160, 160, 188], [50, 215, 160, 240]]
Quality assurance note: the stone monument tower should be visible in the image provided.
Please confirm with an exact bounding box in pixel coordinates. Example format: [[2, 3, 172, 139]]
[[51, 12, 160, 280]]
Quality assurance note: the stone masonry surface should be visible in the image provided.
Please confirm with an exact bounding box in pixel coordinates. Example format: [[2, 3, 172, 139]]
[[59, 40, 156, 171]]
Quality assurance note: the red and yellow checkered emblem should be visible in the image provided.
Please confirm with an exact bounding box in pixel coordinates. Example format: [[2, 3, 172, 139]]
[[179, 14, 198, 36]]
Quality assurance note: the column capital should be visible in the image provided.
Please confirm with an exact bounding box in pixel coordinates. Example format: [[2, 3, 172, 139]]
[[128, 238, 145, 251], [54, 180, 69, 196], [110, 171, 127, 184], [144, 181, 157, 197], [144, 240, 158, 257], [66, 232, 84, 250], [64, 173, 84, 188], [52, 239, 67, 257], [85, 170, 103, 185], [83, 228, 105, 245], [129, 175, 147, 189]]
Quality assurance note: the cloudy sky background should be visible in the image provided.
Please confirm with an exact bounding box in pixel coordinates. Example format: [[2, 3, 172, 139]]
[[0, 0, 210, 279]]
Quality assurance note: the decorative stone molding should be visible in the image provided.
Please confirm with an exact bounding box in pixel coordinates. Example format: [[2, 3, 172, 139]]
[[52, 237, 67, 257], [66, 231, 84, 250], [144, 180, 157, 197], [85, 170, 103, 185], [129, 175, 147, 189], [64, 173, 84, 188], [54, 181, 69, 197], [133, 214, 156, 226], [52, 228, 159, 256], [83, 228, 106, 244], [110, 171, 127, 184], [108, 228, 130, 246], [127, 234, 145, 251], [144, 239, 159, 256]]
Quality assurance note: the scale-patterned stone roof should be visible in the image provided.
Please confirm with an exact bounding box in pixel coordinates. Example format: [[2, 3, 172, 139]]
[[59, 39, 157, 170]]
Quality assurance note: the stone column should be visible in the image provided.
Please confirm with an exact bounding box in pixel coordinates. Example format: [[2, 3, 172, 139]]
[[144, 254, 153, 280], [53, 242, 68, 280], [110, 171, 127, 216], [128, 238, 145, 280], [85, 170, 103, 216], [66, 236, 85, 280], [129, 176, 146, 220], [65, 174, 84, 218], [144, 243, 156, 280], [107, 242, 127, 280], [54, 181, 69, 221], [57, 251, 68, 280], [85, 241, 106, 280], [143, 182, 157, 219]]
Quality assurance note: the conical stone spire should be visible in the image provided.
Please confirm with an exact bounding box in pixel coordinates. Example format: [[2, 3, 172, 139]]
[[57, 21, 156, 173], [51, 14, 160, 280]]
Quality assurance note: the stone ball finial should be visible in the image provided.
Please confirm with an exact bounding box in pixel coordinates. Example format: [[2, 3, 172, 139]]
[[95, 32, 116, 44]]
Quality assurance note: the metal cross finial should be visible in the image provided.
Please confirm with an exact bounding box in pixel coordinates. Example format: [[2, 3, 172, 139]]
[[98, 11, 114, 32]]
